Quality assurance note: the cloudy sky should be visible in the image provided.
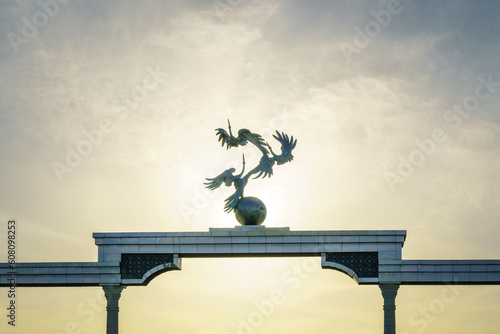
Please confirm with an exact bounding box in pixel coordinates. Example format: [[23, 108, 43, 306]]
[[1, 0, 500, 333]]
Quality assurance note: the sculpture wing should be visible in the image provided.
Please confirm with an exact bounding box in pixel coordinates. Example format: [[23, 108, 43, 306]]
[[238, 129, 269, 154], [215, 128, 256, 149], [224, 192, 240, 213], [251, 155, 275, 179], [204, 168, 235, 190], [215, 128, 232, 149], [272, 131, 297, 165]]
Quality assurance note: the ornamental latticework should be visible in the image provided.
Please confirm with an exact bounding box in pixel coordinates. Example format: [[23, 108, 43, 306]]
[[325, 252, 379, 278], [120, 254, 174, 279]]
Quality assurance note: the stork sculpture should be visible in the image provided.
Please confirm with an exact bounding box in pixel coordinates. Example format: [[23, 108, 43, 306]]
[[205, 120, 297, 225]]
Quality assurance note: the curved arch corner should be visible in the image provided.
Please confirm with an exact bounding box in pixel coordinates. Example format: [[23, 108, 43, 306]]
[[141, 260, 182, 285], [321, 252, 379, 285], [121, 254, 182, 286], [321, 254, 360, 284]]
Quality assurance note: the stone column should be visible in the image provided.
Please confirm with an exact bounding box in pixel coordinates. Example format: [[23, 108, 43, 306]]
[[379, 284, 399, 334], [103, 285, 125, 334]]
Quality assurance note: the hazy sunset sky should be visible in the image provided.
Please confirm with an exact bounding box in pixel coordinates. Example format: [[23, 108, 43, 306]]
[[1, 0, 500, 333]]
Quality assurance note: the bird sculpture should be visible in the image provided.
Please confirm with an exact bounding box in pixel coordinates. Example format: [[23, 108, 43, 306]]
[[205, 120, 297, 224]]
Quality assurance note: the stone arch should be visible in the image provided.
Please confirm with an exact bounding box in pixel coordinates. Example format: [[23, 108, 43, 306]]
[[321, 252, 379, 284], [120, 254, 181, 285]]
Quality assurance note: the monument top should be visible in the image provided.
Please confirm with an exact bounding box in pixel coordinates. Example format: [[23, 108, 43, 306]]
[[204, 120, 297, 226], [92, 228, 407, 239]]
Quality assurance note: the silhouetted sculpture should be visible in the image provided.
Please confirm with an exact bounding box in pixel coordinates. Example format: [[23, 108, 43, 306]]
[[205, 120, 297, 223]]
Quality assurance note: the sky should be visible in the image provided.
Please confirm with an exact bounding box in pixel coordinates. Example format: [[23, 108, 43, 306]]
[[1, 0, 500, 333]]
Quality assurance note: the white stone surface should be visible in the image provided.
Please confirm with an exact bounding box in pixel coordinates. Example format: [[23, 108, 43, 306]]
[[2, 229, 409, 287], [379, 260, 500, 284], [6, 229, 500, 288]]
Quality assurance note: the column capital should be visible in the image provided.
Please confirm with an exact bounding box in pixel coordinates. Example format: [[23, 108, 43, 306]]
[[380, 284, 399, 300], [103, 285, 126, 302]]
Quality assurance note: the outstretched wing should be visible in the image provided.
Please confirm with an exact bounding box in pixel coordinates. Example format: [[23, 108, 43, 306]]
[[224, 185, 245, 212], [214, 125, 269, 155], [204, 168, 235, 190], [272, 131, 297, 165], [215, 128, 233, 149], [224, 192, 240, 213], [251, 155, 275, 179], [238, 129, 269, 154], [214, 128, 252, 149]]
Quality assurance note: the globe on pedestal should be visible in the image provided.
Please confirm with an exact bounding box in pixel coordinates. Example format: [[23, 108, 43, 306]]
[[234, 197, 267, 226]]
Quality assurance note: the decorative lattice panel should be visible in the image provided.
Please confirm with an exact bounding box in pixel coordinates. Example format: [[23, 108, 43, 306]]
[[120, 254, 174, 279], [325, 252, 379, 278]]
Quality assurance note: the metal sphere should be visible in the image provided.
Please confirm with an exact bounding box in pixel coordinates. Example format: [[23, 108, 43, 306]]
[[234, 197, 267, 226]]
